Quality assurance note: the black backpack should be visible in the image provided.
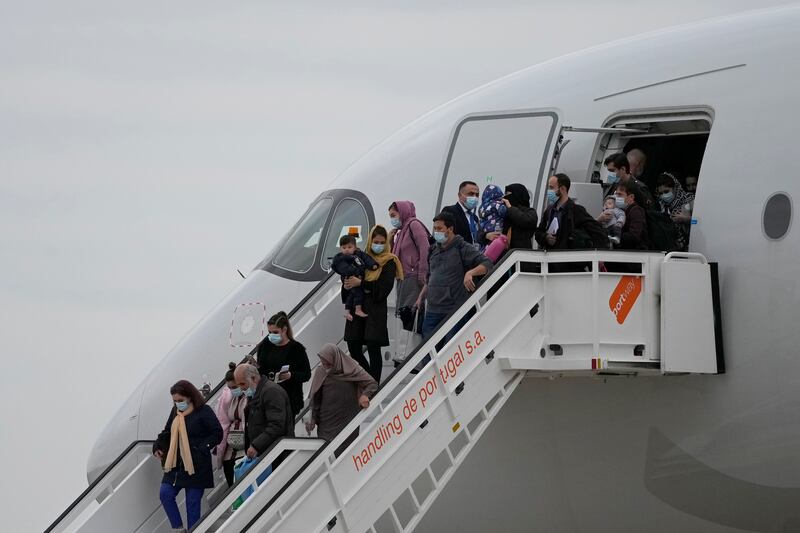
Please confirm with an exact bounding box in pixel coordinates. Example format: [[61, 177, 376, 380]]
[[645, 210, 681, 252]]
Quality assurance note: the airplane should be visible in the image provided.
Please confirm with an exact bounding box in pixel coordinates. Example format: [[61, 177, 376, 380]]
[[50, 5, 800, 533]]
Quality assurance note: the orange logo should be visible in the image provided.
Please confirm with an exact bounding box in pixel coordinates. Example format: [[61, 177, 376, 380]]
[[609, 276, 642, 324]]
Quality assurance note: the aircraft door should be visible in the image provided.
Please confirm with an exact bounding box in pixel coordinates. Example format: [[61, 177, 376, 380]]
[[436, 110, 562, 217]]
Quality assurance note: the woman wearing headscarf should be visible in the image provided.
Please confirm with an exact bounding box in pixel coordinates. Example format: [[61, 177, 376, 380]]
[[483, 183, 538, 251], [655, 172, 694, 250], [388, 200, 430, 356], [305, 344, 378, 442], [153, 380, 223, 532], [343, 225, 403, 384]]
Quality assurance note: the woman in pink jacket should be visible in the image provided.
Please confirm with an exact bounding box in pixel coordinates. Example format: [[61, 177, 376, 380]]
[[388, 200, 431, 358], [214, 362, 248, 487]]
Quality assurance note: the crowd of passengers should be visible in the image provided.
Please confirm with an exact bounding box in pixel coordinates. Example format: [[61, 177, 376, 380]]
[[152, 148, 697, 531]]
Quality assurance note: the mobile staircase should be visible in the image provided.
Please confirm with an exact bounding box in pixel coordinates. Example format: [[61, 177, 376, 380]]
[[46, 249, 723, 533]]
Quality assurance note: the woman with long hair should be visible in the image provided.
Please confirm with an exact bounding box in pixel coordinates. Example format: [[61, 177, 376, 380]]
[[152, 380, 222, 531], [256, 311, 311, 417]]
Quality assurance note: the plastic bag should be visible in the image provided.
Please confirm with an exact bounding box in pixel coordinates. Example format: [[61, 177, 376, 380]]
[[231, 457, 272, 510]]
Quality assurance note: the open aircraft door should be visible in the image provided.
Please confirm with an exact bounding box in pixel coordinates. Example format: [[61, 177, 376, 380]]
[[435, 109, 563, 214]]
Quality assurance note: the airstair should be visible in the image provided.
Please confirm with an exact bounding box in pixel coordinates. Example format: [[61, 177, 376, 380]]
[[46, 249, 723, 533]]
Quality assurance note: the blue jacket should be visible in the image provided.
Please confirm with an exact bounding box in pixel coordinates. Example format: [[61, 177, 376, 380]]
[[154, 404, 223, 489]]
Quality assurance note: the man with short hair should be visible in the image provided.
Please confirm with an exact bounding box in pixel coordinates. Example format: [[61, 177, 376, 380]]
[[535, 173, 607, 250], [416, 211, 492, 341], [441, 180, 481, 246], [614, 182, 649, 250], [234, 363, 294, 459], [602, 152, 653, 214]]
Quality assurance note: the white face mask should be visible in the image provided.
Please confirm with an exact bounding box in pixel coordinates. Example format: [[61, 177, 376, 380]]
[[615, 196, 626, 209]]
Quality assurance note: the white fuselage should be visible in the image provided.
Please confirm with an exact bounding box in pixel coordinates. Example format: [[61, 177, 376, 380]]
[[89, 7, 800, 531]]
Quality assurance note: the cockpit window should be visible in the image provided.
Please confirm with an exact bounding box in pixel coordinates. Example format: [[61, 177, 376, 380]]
[[321, 198, 370, 270], [272, 197, 333, 273], [258, 189, 375, 282]]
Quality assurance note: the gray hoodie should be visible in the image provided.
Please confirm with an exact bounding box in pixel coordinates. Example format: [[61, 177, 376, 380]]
[[426, 235, 493, 315]]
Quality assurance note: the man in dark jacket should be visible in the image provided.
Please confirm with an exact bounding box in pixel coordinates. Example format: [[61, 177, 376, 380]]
[[535, 174, 608, 250], [234, 363, 295, 458], [441, 180, 481, 246], [616, 182, 650, 250], [602, 152, 654, 209], [416, 211, 492, 341]]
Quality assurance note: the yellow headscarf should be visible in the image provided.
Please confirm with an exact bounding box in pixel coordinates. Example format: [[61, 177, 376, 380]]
[[364, 224, 404, 282]]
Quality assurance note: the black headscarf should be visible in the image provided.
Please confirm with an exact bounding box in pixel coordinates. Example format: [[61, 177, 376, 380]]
[[504, 183, 530, 208]]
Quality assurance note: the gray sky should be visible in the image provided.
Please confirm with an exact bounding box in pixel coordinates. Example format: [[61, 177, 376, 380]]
[[0, 1, 792, 530]]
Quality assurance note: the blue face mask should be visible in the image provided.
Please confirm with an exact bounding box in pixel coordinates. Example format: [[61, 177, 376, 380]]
[[371, 243, 385, 254], [267, 333, 282, 345], [615, 196, 627, 209], [660, 191, 675, 204], [464, 196, 479, 210], [175, 400, 189, 412], [607, 173, 620, 184], [433, 231, 447, 243], [230, 387, 243, 398], [389, 217, 402, 229], [245, 387, 255, 398], [546, 190, 557, 205]]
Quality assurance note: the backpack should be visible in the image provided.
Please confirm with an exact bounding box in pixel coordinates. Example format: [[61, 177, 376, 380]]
[[569, 204, 610, 249], [645, 210, 681, 252]]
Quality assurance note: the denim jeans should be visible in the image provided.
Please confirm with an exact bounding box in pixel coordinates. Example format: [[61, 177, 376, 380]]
[[159, 483, 204, 529], [416, 308, 476, 369]]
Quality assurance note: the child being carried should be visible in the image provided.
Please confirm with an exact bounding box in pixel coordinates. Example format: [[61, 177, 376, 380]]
[[331, 234, 379, 321], [478, 184, 508, 251], [598, 195, 626, 245]]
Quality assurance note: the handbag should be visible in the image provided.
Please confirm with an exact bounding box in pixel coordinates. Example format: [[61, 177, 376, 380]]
[[227, 428, 245, 451], [226, 397, 245, 450]]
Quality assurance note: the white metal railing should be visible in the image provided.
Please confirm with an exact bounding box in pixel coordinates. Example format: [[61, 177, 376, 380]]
[[191, 438, 324, 533], [240, 249, 549, 532], [48, 250, 720, 533], [236, 249, 720, 533], [46, 442, 161, 533]]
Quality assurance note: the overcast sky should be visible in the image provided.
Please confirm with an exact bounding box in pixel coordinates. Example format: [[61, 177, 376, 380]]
[[0, 1, 792, 530]]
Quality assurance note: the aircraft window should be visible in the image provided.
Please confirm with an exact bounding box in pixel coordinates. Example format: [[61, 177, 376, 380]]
[[320, 198, 369, 270], [272, 197, 333, 273], [763, 192, 792, 240]]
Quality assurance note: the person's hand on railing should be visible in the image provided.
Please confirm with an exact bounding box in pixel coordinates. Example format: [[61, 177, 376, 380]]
[[359, 395, 370, 409], [304, 419, 316, 435]]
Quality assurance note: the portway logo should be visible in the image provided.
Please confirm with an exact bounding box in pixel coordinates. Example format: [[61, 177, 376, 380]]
[[609, 275, 642, 325]]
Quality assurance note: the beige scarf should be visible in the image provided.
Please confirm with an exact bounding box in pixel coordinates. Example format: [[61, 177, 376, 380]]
[[163, 408, 195, 475]]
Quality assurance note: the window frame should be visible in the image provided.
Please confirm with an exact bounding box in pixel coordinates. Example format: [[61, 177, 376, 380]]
[[436, 110, 561, 213], [257, 189, 375, 282], [319, 197, 371, 271]]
